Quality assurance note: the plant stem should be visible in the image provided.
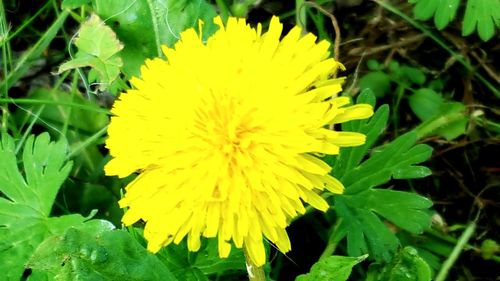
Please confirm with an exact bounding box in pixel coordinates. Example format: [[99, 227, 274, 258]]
[[320, 218, 343, 259], [414, 111, 465, 139], [146, 0, 162, 58], [392, 84, 405, 136], [435, 222, 476, 281], [0, 0, 11, 132], [0, 98, 110, 114], [0, 10, 69, 93], [243, 248, 266, 281], [66, 125, 108, 160], [296, 0, 306, 29]]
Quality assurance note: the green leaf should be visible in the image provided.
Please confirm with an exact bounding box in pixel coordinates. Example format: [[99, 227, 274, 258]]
[[366, 247, 432, 281], [194, 239, 246, 275], [434, 0, 460, 29], [414, 101, 468, 140], [359, 71, 392, 98], [399, 66, 426, 85], [0, 133, 71, 217], [329, 91, 433, 262], [411, 0, 460, 30], [334, 199, 400, 261], [296, 255, 367, 281], [62, 0, 91, 9], [93, 0, 218, 77], [408, 88, 444, 122], [0, 133, 113, 280], [345, 189, 432, 234], [462, 0, 500, 41], [333, 89, 389, 178], [340, 132, 433, 194], [366, 59, 382, 71], [480, 239, 499, 260], [410, 0, 499, 40], [58, 14, 124, 90], [159, 238, 245, 280], [411, 0, 437, 20], [26, 228, 177, 281]]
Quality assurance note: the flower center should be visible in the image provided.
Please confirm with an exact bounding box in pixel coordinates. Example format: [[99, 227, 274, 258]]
[[193, 93, 258, 162]]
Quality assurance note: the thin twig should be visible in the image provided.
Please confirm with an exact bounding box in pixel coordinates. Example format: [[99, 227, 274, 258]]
[[470, 51, 500, 83], [435, 222, 476, 281], [304, 2, 341, 62]]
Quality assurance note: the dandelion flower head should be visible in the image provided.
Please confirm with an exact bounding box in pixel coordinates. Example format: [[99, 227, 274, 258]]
[[105, 16, 373, 266]]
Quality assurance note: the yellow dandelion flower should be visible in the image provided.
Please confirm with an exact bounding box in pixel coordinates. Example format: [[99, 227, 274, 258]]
[[105, 16, 373, 267]]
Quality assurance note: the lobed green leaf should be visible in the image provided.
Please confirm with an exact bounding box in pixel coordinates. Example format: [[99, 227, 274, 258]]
[[344, 189, 433, 234], [410, 0, 499, 41], [296, 255, 368, 281], [329, 91, 434, 263], [58, 14, 124, 91], [93, 0, 218, 78], [333, 89, 389, 178], [334, 198, 400, 261], [26, 228, 176, 281], [462, 0, 500, 41], [340, 131, 432, 195], [0, 133, 114, 280]]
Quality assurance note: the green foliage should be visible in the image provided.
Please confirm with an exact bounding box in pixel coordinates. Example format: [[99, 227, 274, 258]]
[[229, 0, 261, 17], [62, 0, 91, 9], [409, 0, 460, 29], [3, 0, 496, 279], [159, 238, 246, 280], [0, 133, 112, 280], [409, 0, 500, 41], [408, 88, 444, 121], [397, 230, 454, 272], [359, 71, 392, 98], [0, 10, 69, 93], [16, 87, 109, 178], [480, 239, 499, 260], [338, 132, 433, 194], [360, 61, 426, 98], [26, 228, 176, 281], [92, 0, 218, 78], [359, 60, 469, 140], [409, 89, 468, 140], [366, 247, 432, 281], [328, 91, 433, 262], [58, 14, 124, 91], [295, 255, 368, 281], [462, 0, 500, 41]]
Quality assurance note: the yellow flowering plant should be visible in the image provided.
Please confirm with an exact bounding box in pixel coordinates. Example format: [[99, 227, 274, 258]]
[[0, 1, 438, 281], [101, 10, 434, 280], [105, 15, 373, 269]]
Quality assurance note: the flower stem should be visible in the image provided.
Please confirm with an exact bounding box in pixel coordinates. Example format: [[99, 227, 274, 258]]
[[435, 222, 476, 281], [295, 0, 306, 29], [243, 248, 266, 281]]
